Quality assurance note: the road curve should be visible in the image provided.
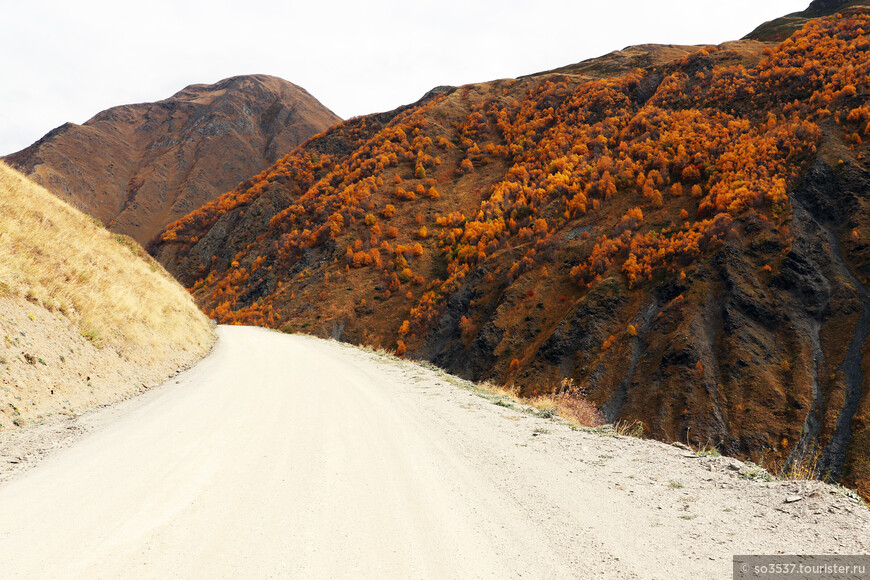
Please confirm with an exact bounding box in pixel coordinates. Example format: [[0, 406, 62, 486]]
[[0, 326, 867, 579]]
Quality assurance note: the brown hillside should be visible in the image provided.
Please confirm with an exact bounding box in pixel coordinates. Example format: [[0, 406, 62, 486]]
[[3, 75, 340, 245], [152, 12, 870, 500], [745, 0, 870, 41]]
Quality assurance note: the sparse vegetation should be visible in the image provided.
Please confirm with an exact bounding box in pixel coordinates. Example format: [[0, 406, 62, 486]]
[[0, 161, 213, 361], [739, 462, 775, 482], [615, 420, 645, 438], [471, 379, 604, 428], [79, 327, 101, 347], [776, 448, 822, 481], [0, 161, 215, 428], [833, 484, 866, 505], [530, 398, 558, 418]]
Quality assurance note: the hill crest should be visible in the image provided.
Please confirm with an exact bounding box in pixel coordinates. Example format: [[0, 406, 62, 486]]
[[4, 75, 340, 245]]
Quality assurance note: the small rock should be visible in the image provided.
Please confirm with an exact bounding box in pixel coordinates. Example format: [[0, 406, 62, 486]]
[[785, 495, 803, 503]]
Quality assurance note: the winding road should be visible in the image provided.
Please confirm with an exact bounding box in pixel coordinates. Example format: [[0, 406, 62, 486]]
[[0, 326, 867, 579]]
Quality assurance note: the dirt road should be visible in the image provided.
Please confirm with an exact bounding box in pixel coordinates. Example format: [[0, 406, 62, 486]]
[[0, 326, 867, 578]]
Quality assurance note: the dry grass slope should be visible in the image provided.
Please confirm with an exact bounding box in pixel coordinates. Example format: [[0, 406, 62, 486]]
[[0, 161, 215, 428], [0, 161, 212, 357]]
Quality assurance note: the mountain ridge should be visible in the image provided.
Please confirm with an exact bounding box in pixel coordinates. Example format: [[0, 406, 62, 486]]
[[744, 0, 870, 40], [4, 75, 340, 245]]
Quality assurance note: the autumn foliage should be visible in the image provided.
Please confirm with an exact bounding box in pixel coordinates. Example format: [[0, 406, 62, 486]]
[[153, 12, 870, 499], [154, 12, 870, 339]]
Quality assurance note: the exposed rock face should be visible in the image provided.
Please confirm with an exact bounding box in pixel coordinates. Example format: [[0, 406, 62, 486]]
[[4, 75, 340, 245]]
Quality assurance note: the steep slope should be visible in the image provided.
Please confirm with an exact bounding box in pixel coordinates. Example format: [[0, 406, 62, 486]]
[[152, 10, 870, 499], [0, 162, 215, 429], [3, 75, 340, 245], [745, 0, 870, 40]]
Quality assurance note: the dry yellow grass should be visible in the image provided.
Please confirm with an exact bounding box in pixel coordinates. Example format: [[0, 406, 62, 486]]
[[0, 161, 213, 364], [476, 380, 605, 428]]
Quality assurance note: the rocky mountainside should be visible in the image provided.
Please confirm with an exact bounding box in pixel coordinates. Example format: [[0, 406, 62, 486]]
[[3, 75, 340, 245], [528, 41, 769, 80], [745, 0, 870, 40], [151, 7, 870, 500]]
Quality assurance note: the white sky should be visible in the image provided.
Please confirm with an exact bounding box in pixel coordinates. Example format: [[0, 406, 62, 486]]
[[1, 0, 810, 155]]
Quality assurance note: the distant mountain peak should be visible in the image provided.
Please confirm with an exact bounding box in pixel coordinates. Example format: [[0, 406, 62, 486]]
[[3, 76, 340, 245]]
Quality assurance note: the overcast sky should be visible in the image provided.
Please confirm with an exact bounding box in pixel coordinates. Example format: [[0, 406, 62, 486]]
[[2, 0, 810, 155]]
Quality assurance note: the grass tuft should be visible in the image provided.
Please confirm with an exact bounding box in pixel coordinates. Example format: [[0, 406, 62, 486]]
[[79, 326, 102, 347], [738, 462, 775, 482], [614, 419, 645, 438], [475, 378, 605, 429]]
